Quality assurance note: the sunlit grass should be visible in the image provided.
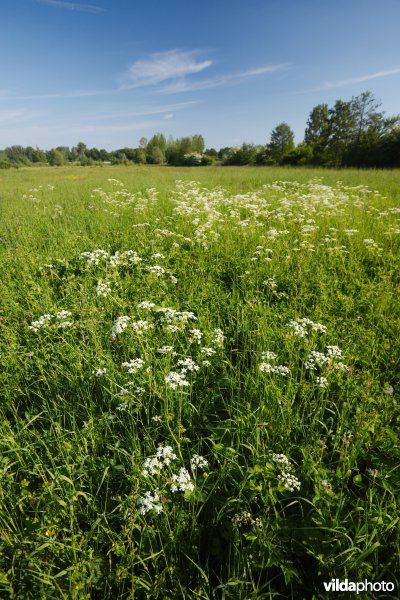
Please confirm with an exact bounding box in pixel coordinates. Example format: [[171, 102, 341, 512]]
[[0, 166, 399, 598]]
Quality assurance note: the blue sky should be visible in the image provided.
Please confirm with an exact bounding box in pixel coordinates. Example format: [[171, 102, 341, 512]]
[[1, 0, 400, 149]]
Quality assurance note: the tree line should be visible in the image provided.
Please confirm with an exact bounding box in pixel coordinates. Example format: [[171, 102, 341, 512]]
[[1, 91, 399, 169]]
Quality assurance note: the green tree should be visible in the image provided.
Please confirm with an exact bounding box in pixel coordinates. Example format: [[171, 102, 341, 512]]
[[326, 100, 356, 165], [191, 134, 205, 153], [47, 148, 65, 166], [146, 133, 167, 163], [304, 103, 330, 164], [267, 123, 295, 163]]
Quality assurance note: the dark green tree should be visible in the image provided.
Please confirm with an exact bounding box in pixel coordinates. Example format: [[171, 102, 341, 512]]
[[304, 104, 330, 164], [267, 123, 295, 163]]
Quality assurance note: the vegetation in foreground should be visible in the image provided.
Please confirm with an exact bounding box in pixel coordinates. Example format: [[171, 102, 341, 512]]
[[0, 166, 399, 599]]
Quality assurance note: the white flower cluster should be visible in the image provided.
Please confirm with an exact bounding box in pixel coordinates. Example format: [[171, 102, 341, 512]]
[[96, 280, 111, 297], [79, 249, 109, 267], [142, 445, 178, 477], [122, 358, 145, 374], [137, 301, 156, 310], [231, 511, 262, 529], [157, 346, 176, 356], [165, 371, 190, 389], [190, 454, 208, 472], [263, 277, 278, 290], [363, 238, 383, 253], [131, 319, 153, 334], [259, 363, 290, 376], [189, 328, 203, 344], [286, 318, 327, 337], [170, 468, 194, 493], [111, 315, 130, 335], [92, 367, 107, 376], [29, 310, 74, 332], [316, 376, 329, 388], [147, 265, 165, 277], [212, 328, 224, 347], [261, 351, 277, 360], [277, 471, 301, 492], [270, 452, 301, 492], [305, 345, 348, 373], [137, 490, 164, 515], [165, 354, 203, 389], [110, 250, 142, 267], [138, 444, 209, 515], [326, 345, 343, 358], [157, 345, 176, 355], [201, 347, 216, 356], [304, 351, 330, 370], [118, 383, 144, 396], [176, 357, 200, 373], [155, 307, 197, 333]]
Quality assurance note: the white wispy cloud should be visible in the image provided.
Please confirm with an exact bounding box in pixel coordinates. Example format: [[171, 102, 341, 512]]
[[9, 88, 115, 101], [162, 63, 289, 93], [2, 49, 288, 103], [315, 68, 400, 91], [91, 101, 199, 120], [0, 108, 42, 123], [35, 0, 105, 13], [120, 49, 212, 88]]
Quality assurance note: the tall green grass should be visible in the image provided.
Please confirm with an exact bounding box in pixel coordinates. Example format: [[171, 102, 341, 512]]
[[0, 166, 399, 598]]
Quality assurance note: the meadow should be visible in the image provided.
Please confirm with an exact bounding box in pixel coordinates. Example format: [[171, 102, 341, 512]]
[[0, 165, 399, 599]]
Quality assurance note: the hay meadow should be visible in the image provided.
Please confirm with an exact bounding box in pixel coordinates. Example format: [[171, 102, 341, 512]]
[[0, 165, 399, 598]]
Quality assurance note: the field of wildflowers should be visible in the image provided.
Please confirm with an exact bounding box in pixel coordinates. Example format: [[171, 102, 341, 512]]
[[0, 166, 399, 598]]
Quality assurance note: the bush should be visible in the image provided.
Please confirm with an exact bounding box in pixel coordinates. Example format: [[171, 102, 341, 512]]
[[201, 154, 215, 166], [183, 152, 203, 166]]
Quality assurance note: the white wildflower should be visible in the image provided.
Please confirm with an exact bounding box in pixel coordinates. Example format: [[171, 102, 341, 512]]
[[165, 371, 190, 389], [261, 351, 277, 360], [156, 445, 177, 466], [137, 301, 156, 310], [232, 511, 262, 529], [157, 345, 175, 354], [212, 328, 224, 347], [190, 455, 208, 471], [316, 376, 328, 388], [170, 468, 194, 493], [189, 328, 203, 344], [93, 368, 107, 376], [259, 363, 290, 376], [96, 281, 111, 297], [111, 315, 130, 335], [137, 490, 164, 515], [122, 358, 145, 374], [177, 357, 200, 373], [201, 347, 216, 356], [131, 319, 153, 334]]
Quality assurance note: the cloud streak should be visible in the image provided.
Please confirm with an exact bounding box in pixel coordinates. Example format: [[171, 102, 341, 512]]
[[9, 88, 115, 101], [1, 49, 288, 102], [311, 68, 400, 92], [120, 49, 212, 88], [91, 101, 200, 120], [0, 108, 42, 123], [35, 0, 105, 14], [162, 63, 290, 94]]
